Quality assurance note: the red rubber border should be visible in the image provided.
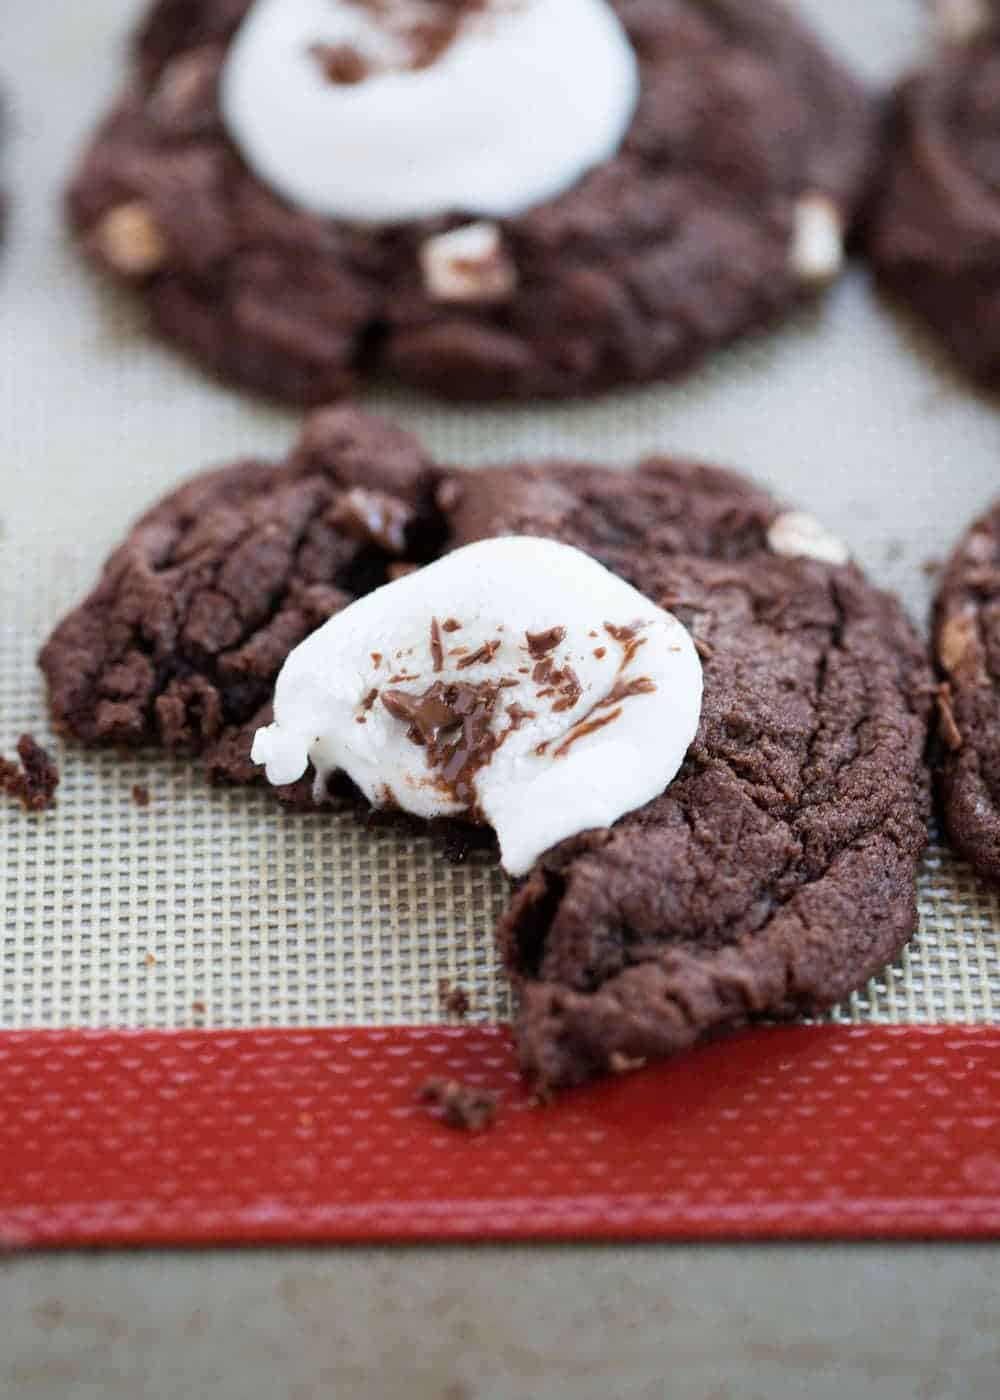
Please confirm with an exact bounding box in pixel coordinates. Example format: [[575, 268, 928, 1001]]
[[3, 1024, 1000, 1247]]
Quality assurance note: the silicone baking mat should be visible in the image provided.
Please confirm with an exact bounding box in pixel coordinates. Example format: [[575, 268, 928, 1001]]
[[3, 0, 1000, 1245]]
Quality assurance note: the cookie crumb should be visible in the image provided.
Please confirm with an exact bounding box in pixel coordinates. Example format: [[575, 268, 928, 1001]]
[[0, 734, 59, 812], [439, 979, 471, 1018], [936, 683, 963, 751], [132, 783, 150, 807], [419, 1078, 498, 1131], [144, 952, 157, 968]]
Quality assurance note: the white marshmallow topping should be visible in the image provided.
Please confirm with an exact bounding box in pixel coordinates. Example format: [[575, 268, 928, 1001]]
[[220, 0, 639, 224], [251, 537, 703, 876]]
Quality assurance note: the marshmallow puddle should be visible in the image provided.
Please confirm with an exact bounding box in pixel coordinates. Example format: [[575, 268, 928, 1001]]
[[220, 0, 639, 223], [252, 538, 703, 876]]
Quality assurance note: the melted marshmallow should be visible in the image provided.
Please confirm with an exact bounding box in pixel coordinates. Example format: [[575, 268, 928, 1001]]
[[251, 537, 702, 877], [220, 0, 639, 224]]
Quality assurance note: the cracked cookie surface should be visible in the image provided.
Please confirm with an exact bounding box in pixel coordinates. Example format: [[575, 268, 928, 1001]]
[[933, 499, 1000, 884], [38, 407, 440, 798], [869, 3, 1000, 384], [67, 0, 873, 403], [39, 412, 932, 1088]]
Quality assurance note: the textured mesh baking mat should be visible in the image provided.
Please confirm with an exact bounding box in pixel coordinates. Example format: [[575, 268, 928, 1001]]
[[3, 0, 1000, 1031]]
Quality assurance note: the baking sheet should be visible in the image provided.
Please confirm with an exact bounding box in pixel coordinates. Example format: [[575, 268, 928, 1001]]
[[2, 0, 1000, 1031]]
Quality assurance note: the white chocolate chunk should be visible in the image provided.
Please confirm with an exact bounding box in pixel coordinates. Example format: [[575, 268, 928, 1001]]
[[789, 193, 844, 284], [252, 537, 703, 877], [220, 0, 639, 223], [93, 202, 167, 277], [420, 222, 517, 303], [767, 511, 849, 567]]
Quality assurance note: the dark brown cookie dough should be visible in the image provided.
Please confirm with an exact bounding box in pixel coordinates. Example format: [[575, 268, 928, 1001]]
[[868, 2, 1000, 383], [40, 406, 932, 1089], [67, 0, 873, 404], [932, 499, 1000, 883]]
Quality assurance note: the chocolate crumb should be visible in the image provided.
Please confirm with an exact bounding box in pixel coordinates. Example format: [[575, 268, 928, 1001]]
[[144, 952, 157, 968], [442, 618, 462, 632], [936, 682, 963, 751], [191, 1000, 206, 1016], [309, 41, 370, 85], [439, 979, 471, 1018], [0, 734, 59, 812], [694, 636, 714, 660], [132, 783, 150, 807], [419, 1078, 497, 1132], [593, 646, 607, 659]]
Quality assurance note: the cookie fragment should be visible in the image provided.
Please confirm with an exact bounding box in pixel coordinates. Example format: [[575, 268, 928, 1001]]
[[0, 734, 59, 812], [419, 1078, 498, 1132]]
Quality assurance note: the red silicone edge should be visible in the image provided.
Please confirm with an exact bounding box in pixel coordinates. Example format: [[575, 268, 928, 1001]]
[[3, 1024, 1000, 1247]]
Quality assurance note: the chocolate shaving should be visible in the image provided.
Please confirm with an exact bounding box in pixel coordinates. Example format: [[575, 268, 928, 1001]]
[[456, 639, 500, 670], [553, 706, 622, 758], [132, 784, 151, 807], [525, 625, 566, 659], [0, 734, 59, 812], [442, 618, 462, 632], [382, 678, 504, 804], [430, 617, 444, 673]]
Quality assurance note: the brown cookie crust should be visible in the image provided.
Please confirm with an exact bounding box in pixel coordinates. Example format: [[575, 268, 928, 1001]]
[[67, 0, 873, 403], [39, 413, 932, 1089], [869, 5, 1000, 382], [933, 499, 1000, 882]]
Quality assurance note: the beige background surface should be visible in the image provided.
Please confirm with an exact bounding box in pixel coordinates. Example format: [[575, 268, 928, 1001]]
[[3, 0, 1000, 1033], [2, 2, 1000, 1394]]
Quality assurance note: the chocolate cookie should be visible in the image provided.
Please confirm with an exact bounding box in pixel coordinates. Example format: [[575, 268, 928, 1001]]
[[40, 406, 932, 1089], [933, 499, 1000, 883], [869, 1, 1000, 383], [439, 462, 932, 1087], [67, 0, 873, 404]]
